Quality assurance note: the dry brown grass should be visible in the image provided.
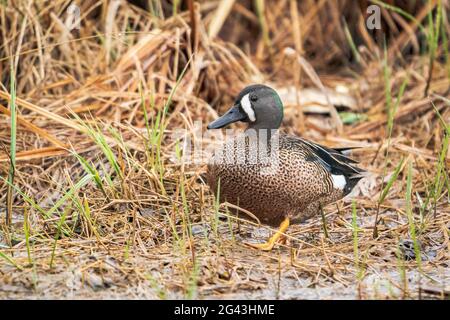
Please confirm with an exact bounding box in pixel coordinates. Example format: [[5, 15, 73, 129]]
[[0, 0, 449, 299]]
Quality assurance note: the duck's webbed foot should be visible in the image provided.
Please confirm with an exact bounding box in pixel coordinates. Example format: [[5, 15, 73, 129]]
[[246, 217, 290, 251]]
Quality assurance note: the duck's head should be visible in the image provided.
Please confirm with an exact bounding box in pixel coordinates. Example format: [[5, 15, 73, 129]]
[[207, 84, 284, 130]]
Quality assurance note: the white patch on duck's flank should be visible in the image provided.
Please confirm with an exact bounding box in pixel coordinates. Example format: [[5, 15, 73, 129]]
[[331, 174, 346, 190], [240, 93, 256, 122]]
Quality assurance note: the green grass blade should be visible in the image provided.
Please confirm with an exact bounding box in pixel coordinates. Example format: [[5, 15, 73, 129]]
[[379, 158, 405, 204], [71, 150, 108, 198], [23, 207, 32, 265], [0, 176, 48, 218], [49, 206, 70, 268], [46, 174, 93, 217], [0, 251, 23, 270]]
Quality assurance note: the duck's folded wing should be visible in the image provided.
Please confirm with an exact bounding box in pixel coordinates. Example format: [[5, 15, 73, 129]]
[[298, 138, 365, 178]]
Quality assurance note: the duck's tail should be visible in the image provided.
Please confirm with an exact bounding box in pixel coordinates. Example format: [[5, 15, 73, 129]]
[[300, 138, 367, 195], [343, 171, 367, 195], [330, 147, 366, 195]]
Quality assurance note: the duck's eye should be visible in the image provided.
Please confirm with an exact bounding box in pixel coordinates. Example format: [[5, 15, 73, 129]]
[[250, 94, 258, 102]]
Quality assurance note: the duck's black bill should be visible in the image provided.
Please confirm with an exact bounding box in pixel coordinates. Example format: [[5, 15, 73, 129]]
[[207, 105, 247, 129]]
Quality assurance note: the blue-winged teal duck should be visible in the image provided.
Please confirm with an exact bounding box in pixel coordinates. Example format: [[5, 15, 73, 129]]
[[206, 84, 364, 250]]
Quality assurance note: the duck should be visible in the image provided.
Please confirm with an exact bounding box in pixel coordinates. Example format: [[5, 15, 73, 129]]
[[206, 84, 365, 251]]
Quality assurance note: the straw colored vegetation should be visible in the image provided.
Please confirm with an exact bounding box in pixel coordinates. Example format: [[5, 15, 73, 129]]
[[0, 0, 449, 299]]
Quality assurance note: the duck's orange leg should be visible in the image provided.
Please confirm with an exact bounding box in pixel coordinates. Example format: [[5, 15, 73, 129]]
[[247, 217, 290, 251]]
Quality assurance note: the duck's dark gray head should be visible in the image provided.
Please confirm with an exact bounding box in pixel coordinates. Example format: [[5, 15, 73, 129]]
[[207, 84, 284, 130]]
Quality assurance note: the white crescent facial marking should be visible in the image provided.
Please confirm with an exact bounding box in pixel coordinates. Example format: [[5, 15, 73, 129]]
[[331, 174, 346, 190], [241, 93, 256, 122]]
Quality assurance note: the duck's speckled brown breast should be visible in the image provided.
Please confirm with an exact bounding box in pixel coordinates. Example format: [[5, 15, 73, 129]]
[[206, 134, 344, 226]]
